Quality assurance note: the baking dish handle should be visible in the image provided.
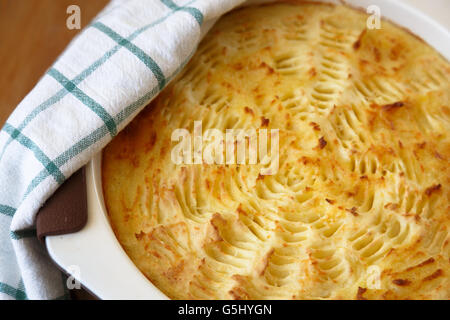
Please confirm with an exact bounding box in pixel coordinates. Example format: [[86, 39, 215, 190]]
[[36, 167, 87, 243]]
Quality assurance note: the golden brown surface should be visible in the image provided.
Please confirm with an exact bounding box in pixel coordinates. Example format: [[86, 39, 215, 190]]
[[103, 2, 450, 299], [0, 0, 108, 126]]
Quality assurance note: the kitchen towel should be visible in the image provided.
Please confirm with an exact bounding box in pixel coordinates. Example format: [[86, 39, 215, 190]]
[[0, 0, 246, 299]]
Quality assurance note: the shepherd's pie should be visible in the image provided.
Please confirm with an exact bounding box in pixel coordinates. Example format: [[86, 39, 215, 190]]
[[102, 2, 450, 299]]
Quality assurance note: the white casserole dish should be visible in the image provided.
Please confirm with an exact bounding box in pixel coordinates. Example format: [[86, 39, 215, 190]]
[[46, 0, 450, 299]]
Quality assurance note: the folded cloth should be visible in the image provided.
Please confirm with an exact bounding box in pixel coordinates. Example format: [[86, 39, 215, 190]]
[[0, 0, 246, 299]]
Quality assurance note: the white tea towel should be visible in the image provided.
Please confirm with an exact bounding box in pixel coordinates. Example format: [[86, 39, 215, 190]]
[[0, 0, 245, 300]]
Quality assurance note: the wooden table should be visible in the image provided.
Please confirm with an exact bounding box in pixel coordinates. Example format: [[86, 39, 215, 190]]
[[0, 0, 109, 299], [0, 0, 109, 126]]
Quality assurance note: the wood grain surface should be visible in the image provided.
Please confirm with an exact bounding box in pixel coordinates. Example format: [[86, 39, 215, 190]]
[[0, 0, 108, 126], [0, 0, 108, 300]]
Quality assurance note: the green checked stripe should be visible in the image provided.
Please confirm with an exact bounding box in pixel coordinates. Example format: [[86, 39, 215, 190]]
[[0, 279, 65, 300], [0, 88, 68, 161], [0, 0, 198, 162], [47, 68, 117, 137], [0, 204, 15, 217], [0, 282, 27, 300], [24, 49, 196, 198], [10, 229, 37, 240], [92, 22, 167, 90], [161, 0, 203, 25], [3, 124, 65, 184]]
